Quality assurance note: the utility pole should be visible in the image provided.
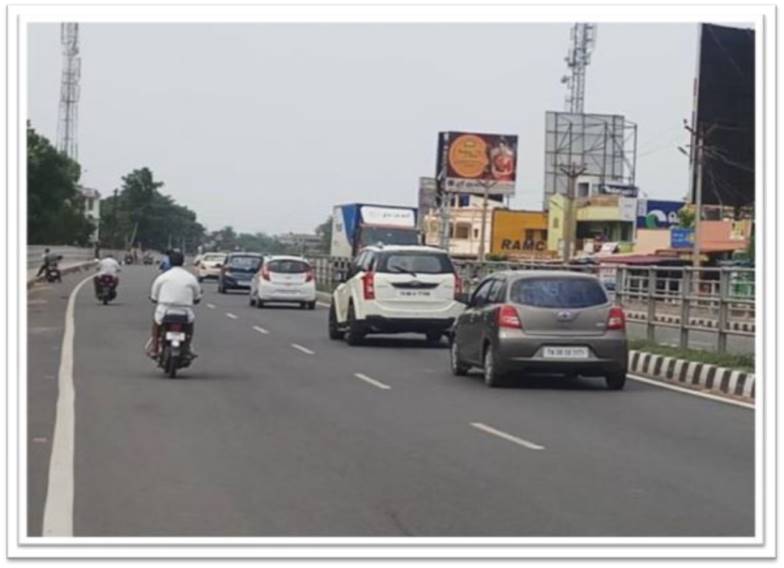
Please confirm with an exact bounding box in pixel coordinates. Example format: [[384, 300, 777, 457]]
[[476, 180, 496, 262], [681, 122, 716, 270], [559, 163, 586, 261]]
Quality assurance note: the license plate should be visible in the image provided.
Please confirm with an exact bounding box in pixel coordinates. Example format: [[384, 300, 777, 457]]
[[166, 332, 186, 341], [398, 290, 431, 298], [542, 346, 589, 359]]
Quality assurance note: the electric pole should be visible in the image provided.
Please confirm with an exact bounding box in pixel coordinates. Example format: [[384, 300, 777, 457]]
[[477, 180, 497, 263], [559, 163, 586, 261]]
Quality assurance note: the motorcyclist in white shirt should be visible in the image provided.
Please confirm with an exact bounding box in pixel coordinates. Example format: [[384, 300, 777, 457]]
[[93, 254, 122, 295], [146, 249, 202, 358]]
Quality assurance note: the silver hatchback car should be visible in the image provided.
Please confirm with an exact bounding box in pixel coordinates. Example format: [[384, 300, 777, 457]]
[[450, 271, 628, 389]]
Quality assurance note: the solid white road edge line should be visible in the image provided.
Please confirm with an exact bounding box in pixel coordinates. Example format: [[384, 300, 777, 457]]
[[42, 273, 94, 536], [291, 343, 315, 355], [226, 312, 238, 319], [353, 372, 391, 390], [470, 422, 545, 451], [626, 373, 754, 410], [252, 325, 270, 335]]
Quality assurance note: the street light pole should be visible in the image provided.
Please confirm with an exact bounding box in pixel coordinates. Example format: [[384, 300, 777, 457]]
[[477, 181, 495, 262]]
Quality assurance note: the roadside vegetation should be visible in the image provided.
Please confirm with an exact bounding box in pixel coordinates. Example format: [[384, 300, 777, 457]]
[[629, 339, 754, 373]]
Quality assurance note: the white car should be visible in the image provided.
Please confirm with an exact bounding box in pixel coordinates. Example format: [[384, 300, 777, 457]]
[[196, 252, 227, 281], [328, 245, 466, 345], [249, 256, 317, 309]]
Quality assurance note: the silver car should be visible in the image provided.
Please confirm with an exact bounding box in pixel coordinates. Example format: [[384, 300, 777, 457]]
[[450, 271, 628, 389]]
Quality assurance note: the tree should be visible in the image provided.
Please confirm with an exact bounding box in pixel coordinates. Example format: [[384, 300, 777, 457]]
[[676, 206, 695, 229], [27, 124, 94, 245], [314, 216, 332, 253], [99, 167, 205, 252]]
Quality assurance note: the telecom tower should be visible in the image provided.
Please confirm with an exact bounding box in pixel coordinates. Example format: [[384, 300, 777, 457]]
[[56, 23, 80, 160], [561, 23, 596, 114]]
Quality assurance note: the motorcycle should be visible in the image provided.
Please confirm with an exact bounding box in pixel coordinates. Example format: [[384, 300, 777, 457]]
[[44, 256, 63, 283], [156, 308, 197, 378], [142, 254, 154, 265], [95, 274, 118, 305], [124, 253, 134, 265]]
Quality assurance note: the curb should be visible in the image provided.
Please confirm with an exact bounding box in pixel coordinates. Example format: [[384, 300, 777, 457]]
[[628, 349, 754, 402], [26, 260, 98, 289], [626, 311, 755, 333]]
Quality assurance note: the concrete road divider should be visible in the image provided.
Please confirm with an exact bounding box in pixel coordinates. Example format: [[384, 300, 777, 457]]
[[628, 349, 754, 403]]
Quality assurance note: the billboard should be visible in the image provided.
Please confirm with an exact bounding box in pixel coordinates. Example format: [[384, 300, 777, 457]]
[[544, 112, 637, 207], [491, 210, 549, 255], [692, 24, 755, 209], [437, 131, 518, 195], [636, 199, 684, 229], [671, 228, 695, 249]]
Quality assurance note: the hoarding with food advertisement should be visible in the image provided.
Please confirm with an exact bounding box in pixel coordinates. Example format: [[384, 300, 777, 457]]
[[437, 131, 518, 195]]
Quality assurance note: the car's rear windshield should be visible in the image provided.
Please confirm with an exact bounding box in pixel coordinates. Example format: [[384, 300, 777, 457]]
[[510, 277, 608, 308], [376, 252, 454, 275], [204, 254, 225, 262], [228, 256, 262, 271], [267, 259, 310, 274]]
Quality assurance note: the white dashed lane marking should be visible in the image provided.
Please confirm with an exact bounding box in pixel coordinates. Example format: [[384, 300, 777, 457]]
[[291, 344, 315, 355], [353, 373, 391, 390], [226, 313, 238, 320], [206, 303, 215, 309], [253, 325, 270, 335], [470, 422, 545, 451]]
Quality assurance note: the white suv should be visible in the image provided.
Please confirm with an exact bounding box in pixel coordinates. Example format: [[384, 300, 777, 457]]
[[328, 245, 466, 345]]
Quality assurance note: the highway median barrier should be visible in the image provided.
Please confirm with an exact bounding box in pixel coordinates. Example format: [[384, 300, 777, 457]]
[[628, 349, 755, 403]]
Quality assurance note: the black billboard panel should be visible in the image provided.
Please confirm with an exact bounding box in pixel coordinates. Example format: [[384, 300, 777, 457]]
[[693, 24, 755, 209]]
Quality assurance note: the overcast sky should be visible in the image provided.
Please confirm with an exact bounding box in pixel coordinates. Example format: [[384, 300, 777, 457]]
[[29, 23, 701, 235]]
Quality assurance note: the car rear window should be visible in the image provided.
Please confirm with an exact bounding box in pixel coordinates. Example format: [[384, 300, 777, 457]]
[[267, 259, 310, 274], [510, 277, 608, 308], [228, 256, 262, 271], [376, 252, 454, 275], [204, 254, 225, 262]]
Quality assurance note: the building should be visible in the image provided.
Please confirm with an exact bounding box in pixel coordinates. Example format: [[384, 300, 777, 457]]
[[79, 186, 100, 243], [547, 193, 637, 258], [423, 194, 506, 258]]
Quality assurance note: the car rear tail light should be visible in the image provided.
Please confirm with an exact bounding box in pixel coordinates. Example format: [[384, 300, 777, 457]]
[[305, 269, 314, 283], [261, 265, 271, 281], [497, 304, 522, 329], [453, 273, 463, 300], [607, 306, 626, 330], [362, 271, 376, 300]]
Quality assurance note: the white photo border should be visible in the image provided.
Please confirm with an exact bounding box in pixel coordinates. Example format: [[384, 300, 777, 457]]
[[4, 1, 777, 560]]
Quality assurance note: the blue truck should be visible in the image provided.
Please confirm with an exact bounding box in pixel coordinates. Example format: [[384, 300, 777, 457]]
[[330, 203, 420, 258]]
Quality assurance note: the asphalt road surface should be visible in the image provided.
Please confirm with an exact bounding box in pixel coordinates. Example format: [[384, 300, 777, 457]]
[[27, 265, 754, 537]]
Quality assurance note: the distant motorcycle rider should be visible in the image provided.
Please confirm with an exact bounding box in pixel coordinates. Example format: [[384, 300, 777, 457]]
[[146, 249, 202, 358], [94, 253, 122, 295], [36, 248, 59, 277]]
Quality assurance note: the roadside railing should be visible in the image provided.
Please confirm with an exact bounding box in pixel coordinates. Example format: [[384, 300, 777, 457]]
[[307, 255, 755, 354]]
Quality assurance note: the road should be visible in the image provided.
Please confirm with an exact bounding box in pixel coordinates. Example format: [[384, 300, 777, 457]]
[[27, 265, 754, 537]]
